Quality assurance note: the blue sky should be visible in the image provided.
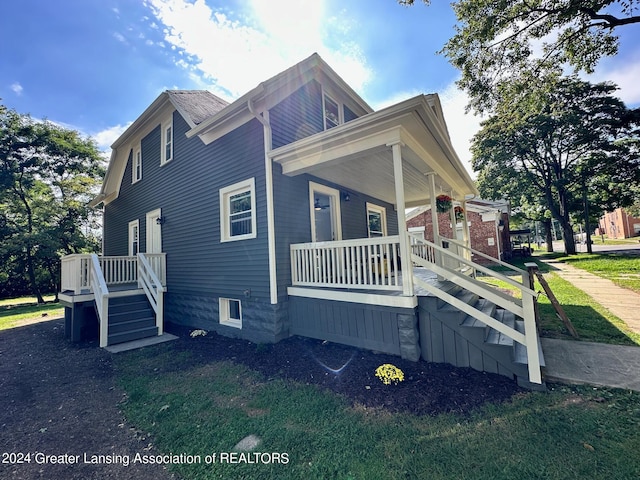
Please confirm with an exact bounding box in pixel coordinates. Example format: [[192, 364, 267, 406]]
[[1, 0, 639, 172]]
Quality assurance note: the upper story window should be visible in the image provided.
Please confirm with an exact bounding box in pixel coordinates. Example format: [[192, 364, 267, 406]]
[[220, 178, 257, 242], [132, 147, 142, 183], [323, 93, 340, 130], [161, 118, 173, 165]]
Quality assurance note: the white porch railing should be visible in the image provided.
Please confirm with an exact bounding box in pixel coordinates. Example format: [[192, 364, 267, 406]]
[[89, 254, 110, 348], [408, 234, 542, 384], [138, 253, 166, 336], [291, 236, 403, 291], [61, 253, 167, 293]]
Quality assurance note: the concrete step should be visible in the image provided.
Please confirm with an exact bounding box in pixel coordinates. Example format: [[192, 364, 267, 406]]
[[513, 320, 546, 366]]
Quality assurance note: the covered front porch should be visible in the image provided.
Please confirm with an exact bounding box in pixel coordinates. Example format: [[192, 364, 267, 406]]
[[272, 95, 543, 385]]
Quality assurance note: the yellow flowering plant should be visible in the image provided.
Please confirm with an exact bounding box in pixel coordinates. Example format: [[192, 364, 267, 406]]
[[375, 364, 405, 385]]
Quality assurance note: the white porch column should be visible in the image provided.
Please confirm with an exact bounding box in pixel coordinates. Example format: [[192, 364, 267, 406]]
[[461, 199, 472, 261], [390, 142, 413, 296], [425, 173, 440, 245]]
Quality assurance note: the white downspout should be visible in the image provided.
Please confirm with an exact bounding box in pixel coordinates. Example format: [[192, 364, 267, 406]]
[[248, 99, 278, 305]]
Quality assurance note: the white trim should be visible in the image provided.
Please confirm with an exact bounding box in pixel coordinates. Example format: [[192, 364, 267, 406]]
[[322, 91, 341, 130], [145, 208, 162, 253], [287, 287, 417, 308], [366, 202, 387, 237], [132, 147, 142, 183], [220, 178, 257, 242], [128, 219, 139, 256], [161, 115, 174, 165], [309, 181, 342, 242], [219, 298, 242, 328], [261, 110, 278, 305]]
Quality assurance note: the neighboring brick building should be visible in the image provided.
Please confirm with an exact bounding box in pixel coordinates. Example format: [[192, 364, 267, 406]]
[[597, 208, 640, 239], [407, 199, 510, 264]]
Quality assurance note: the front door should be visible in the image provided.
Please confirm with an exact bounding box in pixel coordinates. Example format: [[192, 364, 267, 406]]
[[309, 182, 341, 242], [146, 208, 162, 253]]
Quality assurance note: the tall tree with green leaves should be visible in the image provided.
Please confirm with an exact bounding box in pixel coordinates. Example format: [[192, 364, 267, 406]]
[[400, 0, 640, 114], [0, 105, 104, 301], [472, 76, 640, 254]]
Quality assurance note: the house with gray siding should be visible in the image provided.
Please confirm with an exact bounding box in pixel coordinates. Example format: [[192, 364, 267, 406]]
[[60, 54, 545, 387]]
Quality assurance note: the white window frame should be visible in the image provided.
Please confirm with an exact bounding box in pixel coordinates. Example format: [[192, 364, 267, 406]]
[[132, 147, 142, 183], [322, 92, 341, 130], [366, 202, 387, 238], [161, 117, 173, 165], [220, 178, 257, 242], [128, 219, 139, 256], [219, 298, 242, 328]]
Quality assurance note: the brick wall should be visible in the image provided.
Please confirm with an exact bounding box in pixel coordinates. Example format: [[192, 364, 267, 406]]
[[407, 208, 507, 264], [598, 208, 640, 239]]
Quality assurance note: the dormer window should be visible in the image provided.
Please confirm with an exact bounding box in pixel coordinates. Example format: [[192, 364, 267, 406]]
[[161, 117, 173, 165], [323, 93, 340, 130]]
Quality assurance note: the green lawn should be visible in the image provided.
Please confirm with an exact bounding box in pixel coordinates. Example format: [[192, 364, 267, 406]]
[[552, 253, 640, 293], [479, 253, 640, 346], [0, 295, 63, 330], [115, 344, 640, 480]]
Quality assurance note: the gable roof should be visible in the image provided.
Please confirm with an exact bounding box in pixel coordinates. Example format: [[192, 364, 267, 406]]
[[186, 52, 373, 144], [166, 90, 229, 127], [92, 53, 373, 206]]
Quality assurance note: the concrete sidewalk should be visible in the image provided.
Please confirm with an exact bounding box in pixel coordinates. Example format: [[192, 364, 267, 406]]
[[536, 256, 640, 391], [539, 257, 640, 334]]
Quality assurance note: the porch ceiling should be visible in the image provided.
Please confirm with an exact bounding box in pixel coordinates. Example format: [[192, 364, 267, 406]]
[[270, 95, 478, 208]]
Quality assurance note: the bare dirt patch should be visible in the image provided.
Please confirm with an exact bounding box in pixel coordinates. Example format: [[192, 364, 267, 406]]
[[2, 319, 526, 479]]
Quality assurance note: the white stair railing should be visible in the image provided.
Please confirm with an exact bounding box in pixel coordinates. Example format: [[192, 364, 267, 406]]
[[409, 234, 542, 384], [89, 254, 110, 347], [138, 253, 166, 335], [100, 256, 138, 285]]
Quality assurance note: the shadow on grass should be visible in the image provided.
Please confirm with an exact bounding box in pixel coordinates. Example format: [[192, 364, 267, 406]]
[[538, 303, 639, 346]]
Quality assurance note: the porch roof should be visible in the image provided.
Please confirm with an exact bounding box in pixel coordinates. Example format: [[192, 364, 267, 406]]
[[270, 94, 478, 208]]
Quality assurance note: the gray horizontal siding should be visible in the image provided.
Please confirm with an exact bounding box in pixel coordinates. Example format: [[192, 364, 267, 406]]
[[273, 170, 399, 302], [271, 80, 323, 149], [104, 112, 269, 304]]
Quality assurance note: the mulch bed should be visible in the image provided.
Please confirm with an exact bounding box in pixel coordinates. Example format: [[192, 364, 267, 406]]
[[1, 318, 526, 479]]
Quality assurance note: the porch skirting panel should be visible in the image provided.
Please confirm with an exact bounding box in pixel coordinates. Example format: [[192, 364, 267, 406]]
[[288, 297, 420, 360]]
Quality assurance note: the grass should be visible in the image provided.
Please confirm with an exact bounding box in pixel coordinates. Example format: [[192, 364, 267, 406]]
[[115, 344, 640, 480], [552, 253, 640, 293], [479, 254, 640, 346], [0, 295, 63, 330]]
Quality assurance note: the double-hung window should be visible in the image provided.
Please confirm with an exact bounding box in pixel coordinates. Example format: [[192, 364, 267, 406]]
[[220, 178, 256, 242], [323, 93, 340, 130], [161, 118, 173, 165], [132, 147, 142, 183], [366, 203, 387, 238]]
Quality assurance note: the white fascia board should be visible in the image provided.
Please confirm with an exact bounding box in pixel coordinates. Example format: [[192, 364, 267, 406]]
[[287, 287, 418, 309]]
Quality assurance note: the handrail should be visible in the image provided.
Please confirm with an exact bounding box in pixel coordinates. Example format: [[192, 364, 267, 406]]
[[409, 235, 542, 384], [446, 237, 527, 276], [138, 253, 166, 335], [89, 254, 110, 347]]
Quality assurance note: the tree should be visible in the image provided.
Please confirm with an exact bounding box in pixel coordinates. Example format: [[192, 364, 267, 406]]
[[400, 0, 640, 114], [472, 76, 640, 254], [0, 105, 104, 301]]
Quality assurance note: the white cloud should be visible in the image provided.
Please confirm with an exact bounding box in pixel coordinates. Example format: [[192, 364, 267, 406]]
[[144, 0, 371, 98], [10, 82, 23, 95], [589, 58, 640, 106], [92, 123, 132, 151], [439, 82, 483, 178], [113, 32, 127, 43]]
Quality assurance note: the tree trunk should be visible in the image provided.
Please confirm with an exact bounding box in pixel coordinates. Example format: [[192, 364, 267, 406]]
[[544, 218, 554, 252], [25, 246, 45, 304], [561, 220, 576, 254]]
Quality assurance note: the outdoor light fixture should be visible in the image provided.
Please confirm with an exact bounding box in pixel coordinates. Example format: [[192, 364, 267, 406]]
[[343, 191, 350, 202], [156, 216, 166, 225]]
